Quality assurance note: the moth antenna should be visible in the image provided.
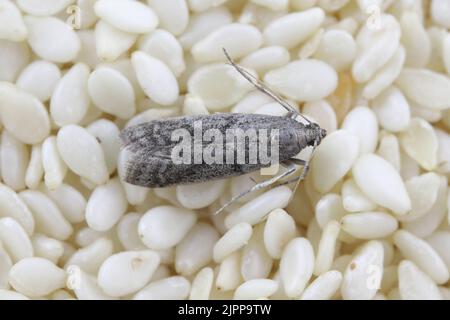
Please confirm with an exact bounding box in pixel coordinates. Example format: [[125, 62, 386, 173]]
[[222, 48, 311, 124]]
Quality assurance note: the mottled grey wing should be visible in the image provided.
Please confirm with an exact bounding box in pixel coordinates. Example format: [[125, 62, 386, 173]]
[[120, 117, 260, 188], [120, 113, 304, 188]]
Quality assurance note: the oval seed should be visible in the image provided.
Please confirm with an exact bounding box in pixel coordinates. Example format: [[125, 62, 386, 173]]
[[0, 217, 33, 263], [315, 194, 346, 229], [19, 190, 73, 241], [98, 250, 160, 297], [133, 276, 190, 300], [362, 46, 406, 100], [17, 0, 73, 16], [16, 60, 61, 102], [189, 267, 214, 300], [50, 63, 90, 127], [187, 63, 254, 111], [400, 12, 430, 68], [376, 133, 401, 171], [0, 244, 13, 289], [0, 0, 27, 42], [95, 20, 137, 62], [342, 106, 379, 154], [234, 279, 278, 300], [341, 212, 398, 239], [65, 238, 113, 274], [0, 82, 50, 144], [240, 46, 290, 76], [116, 213, 146, 251], [41, 136, 68, 191], [341, 241, 384, 300], [263, 208, 297, 259], [9, 257, 66, 297], [302, 100, 337, 134], [57, 125, 109, 185], [175, 223, 219, 276], [263, 8, 325, 49], [396, 68, 450, 110], [147, 0, 189, 36], [215, 251, 242, 291], [95, 0, 159, 34], [312, 130, 359, 193], [402, 173, 441, 222], [352, 14, 400, 83], [45, 183, 86, 224], [371, 86, 410, 133], [431, 0, 450, 28], [241, 223, 273, 281], [398, 260, 443, 300], [138, 29, 186, 77], [24, 16, 80, 63], [0, 184, 34, 235], [353, 154, 411, 215], [280, 238, 315, 298], [179, 7, 232, 50], [314, 29, 356, 72], [88, 68, 136, 119], [192, 23, 262, 63], [394, 230, 449, 285], [176, 179, 225, 209], [225, 186, 292, 228], [426, 231, 450, 271], [264, 59, 337, 102], [31, 234, 64, 264], [1, 131, 28, 192], [0, 40, 30, 82], [86, 178, 127, 232], [0, 289, 28, 300], [403, 176, 448, 238], [399, 118, 439, 171], [301, 270, 342, 300], [71, 268, 117, 300], [314, 220, 340, 276], [213, 223, 252, 263], [25, 144, 43, 190], [132, 51, 179, 106], [341, 179, 377, 213]]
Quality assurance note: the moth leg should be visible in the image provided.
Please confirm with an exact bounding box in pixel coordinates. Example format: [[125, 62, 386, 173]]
[[275, 164, 309, 188], [289, 158, 307, 166], [213, 160, 298, 216], [276, 175, 302, 187], [273, 158, 310, 201]]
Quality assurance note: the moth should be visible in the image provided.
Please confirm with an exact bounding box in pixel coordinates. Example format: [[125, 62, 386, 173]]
[[120, 49, 327, 213]]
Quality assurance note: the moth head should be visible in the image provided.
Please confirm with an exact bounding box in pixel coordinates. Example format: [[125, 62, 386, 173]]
[[305, 122, 327, 147]]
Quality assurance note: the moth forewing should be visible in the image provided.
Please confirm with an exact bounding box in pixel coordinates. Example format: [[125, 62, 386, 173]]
[[120, 113, 317, 187]]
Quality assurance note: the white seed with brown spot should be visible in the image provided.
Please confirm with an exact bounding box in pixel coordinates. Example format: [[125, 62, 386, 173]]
[[98, 250, 160, 297], [138, 206, 197, 250], [341, 241, 384, 300]]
